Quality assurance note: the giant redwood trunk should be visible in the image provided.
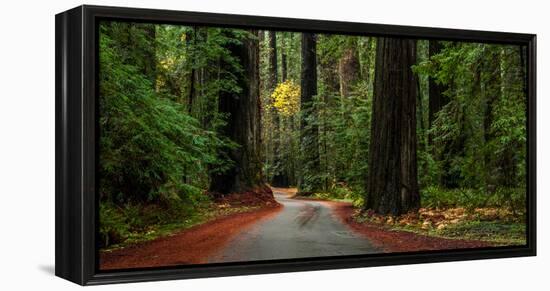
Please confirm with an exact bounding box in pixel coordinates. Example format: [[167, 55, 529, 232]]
[[298, 33, 322, 193], [365, 37, 420, 215], [210, 30, 266, 194]]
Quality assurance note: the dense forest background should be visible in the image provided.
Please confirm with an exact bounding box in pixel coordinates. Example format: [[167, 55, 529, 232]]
[[98, 21, 527, 248]]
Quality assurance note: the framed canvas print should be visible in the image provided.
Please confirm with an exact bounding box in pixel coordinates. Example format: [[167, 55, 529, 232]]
[[55, 5, 536, 285]]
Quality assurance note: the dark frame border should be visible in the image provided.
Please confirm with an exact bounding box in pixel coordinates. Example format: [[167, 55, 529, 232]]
[[55, 5, 536, 285]]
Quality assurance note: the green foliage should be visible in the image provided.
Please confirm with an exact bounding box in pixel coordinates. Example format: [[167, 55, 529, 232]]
[[99, 202, 129, 247], [98, 20, 528, 249], [100, 23, 236, 205], [313, 185, 365, 207], [98, 22, 243, 247], [414, 42, 526, 193], [292, 34, 375, 200], [99, 199, 210, 249], [156, 26, 249, 126], [298, 96, 324, 192], [315, 82, 372, 196], [437, 220, 526, 245], [421, 186, 525, 212]]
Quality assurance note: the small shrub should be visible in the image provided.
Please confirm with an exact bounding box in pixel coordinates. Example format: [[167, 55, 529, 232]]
[[99, 203, 129, 248]]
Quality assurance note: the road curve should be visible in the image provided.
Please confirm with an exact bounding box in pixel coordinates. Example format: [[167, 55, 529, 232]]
[[208, 190, 380, 263]]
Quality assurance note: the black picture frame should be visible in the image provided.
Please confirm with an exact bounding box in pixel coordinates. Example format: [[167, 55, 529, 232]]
[[55, 4, 537, 286]]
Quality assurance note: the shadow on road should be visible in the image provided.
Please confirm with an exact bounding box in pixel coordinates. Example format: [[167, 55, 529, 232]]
[[295, 204, 321, 228]]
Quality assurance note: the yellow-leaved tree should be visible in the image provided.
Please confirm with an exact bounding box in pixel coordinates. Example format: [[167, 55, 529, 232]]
[[271, 80, 300, 116]]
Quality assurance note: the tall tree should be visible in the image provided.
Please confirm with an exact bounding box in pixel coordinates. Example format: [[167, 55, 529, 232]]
[[187, 27, 199, 114], [338, 41, 360, 98], [267, 31, 278, 90], [278, 32, 300, 187], [299, 33, 322, 193], [281, 35, 288, 82], [210, 30, 266, 193], [318, 35, 340, 94], [365, 37, 420, 215], [108, 22, 157, 86], [494, 46, 526, 188], [428, 40, 449, 144], [482, 47, 501, 189], [427, 40, 454, 187], [268, 32, 287, 186]]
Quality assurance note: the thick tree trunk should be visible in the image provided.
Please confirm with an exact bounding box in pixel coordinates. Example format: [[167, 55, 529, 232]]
[[210, 30, 266, 194], [338, 44, 360, 98], [365, 37, 420, 215], [299, 33, 322, 193]]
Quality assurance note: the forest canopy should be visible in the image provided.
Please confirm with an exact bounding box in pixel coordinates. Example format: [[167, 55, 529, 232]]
[[98, 21, 527, 249]]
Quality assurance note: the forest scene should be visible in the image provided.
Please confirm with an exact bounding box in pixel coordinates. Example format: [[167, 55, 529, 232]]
[[98, 20, 527, 270]]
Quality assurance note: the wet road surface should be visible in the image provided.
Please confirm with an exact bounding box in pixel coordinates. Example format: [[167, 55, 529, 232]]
[[208, 190, 380, 263]]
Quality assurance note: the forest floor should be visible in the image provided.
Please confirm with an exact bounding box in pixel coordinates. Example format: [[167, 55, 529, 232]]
[[100, 189, 281, 270], [100, 187, 524, 270], [291, 189, 526, 249]]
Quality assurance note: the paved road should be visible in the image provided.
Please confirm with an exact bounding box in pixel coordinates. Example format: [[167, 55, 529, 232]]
[[208, 190, 380, 263]]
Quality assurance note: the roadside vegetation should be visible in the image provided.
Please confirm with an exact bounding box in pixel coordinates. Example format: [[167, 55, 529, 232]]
[[99, 22, 273, 249], [100, 200, 266, 251], [300, 185, 526, 246], [99, 21, 527, 252]]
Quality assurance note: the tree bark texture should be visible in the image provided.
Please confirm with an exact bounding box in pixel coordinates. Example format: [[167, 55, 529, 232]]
[[299, 33, 322, 193], [365, 37, 420, 215], [210, 30, 266, 193]]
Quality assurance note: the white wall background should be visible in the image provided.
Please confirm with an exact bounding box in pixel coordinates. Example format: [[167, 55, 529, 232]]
[[0, 0, 547, 289]]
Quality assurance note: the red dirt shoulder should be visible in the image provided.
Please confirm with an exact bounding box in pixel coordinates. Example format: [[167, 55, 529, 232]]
[[100, 198, 281, 270]]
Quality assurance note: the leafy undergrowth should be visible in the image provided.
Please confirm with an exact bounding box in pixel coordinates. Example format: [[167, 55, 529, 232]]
[[421, 186, 526, 213], [355, 207, 526, 246], [100, 186, 277, 252], [296, 184, 365, 207], [300, 185, 526, 246], [100, 202, 263, 252], [306, 192, 355, 203]]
